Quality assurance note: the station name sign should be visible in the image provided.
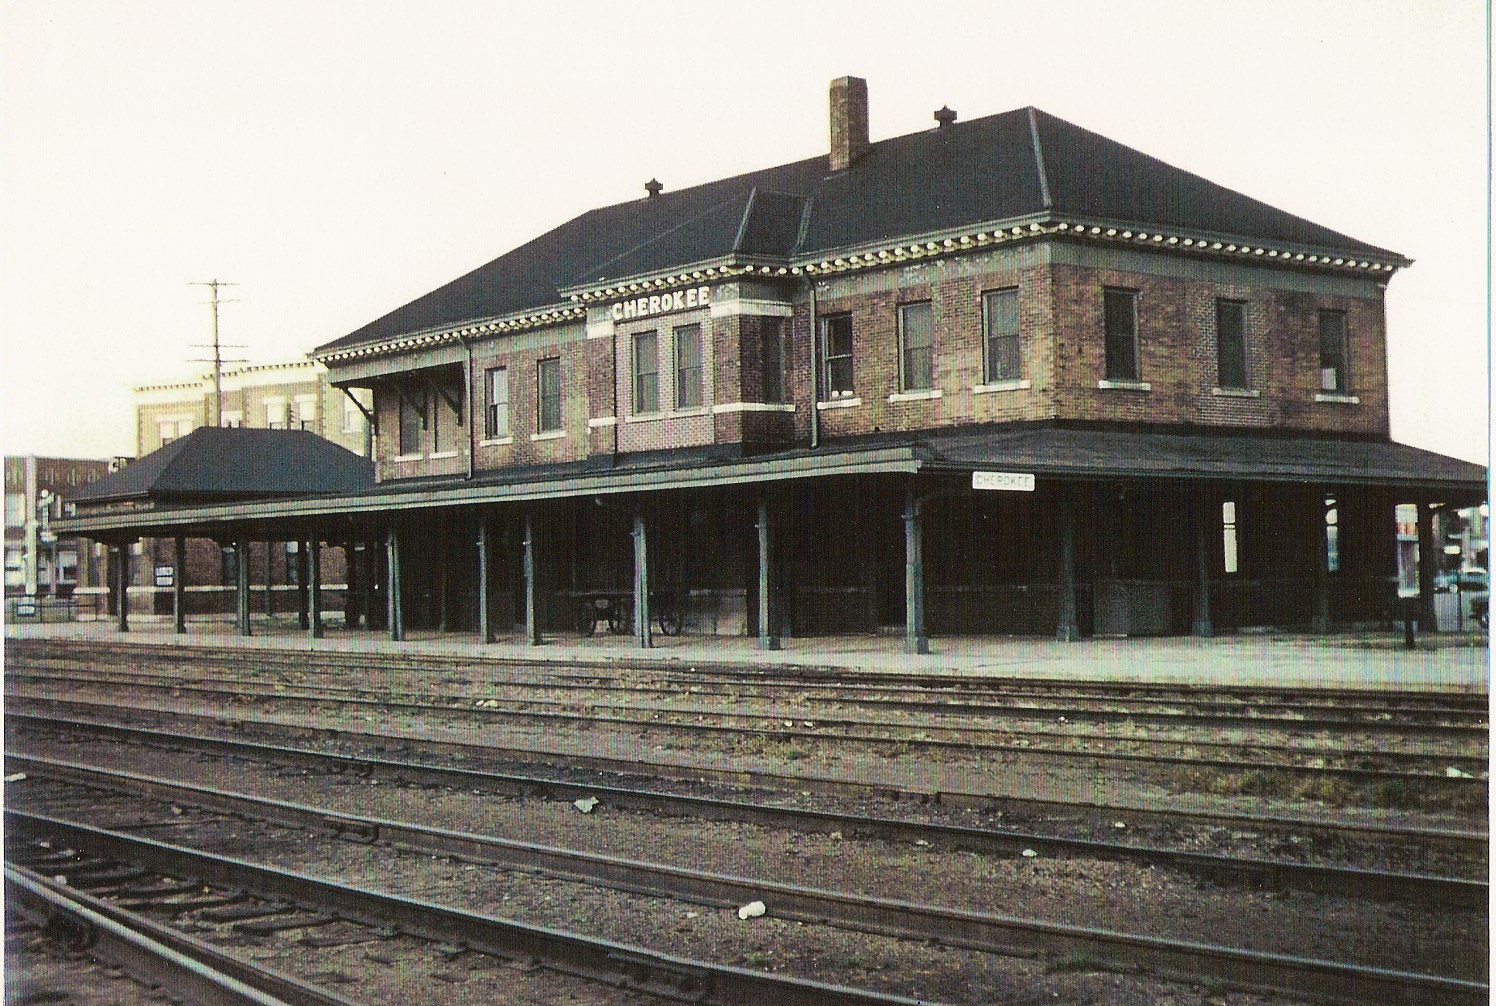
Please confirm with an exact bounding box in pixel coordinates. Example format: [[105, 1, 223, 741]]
[[972, 471, 1035, 492], [612, 286, 712, 322]]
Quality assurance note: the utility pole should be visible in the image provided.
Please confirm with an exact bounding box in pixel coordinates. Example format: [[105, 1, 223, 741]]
[[189, 280, 240, 426]]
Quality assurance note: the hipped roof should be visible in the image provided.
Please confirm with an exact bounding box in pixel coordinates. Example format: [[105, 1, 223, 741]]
[[317, 107, 1400, 355]]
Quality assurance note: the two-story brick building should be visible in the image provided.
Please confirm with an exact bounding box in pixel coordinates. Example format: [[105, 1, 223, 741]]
[[62, 78, 1486, 648]]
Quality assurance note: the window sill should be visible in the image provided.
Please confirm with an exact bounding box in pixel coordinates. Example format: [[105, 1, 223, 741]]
[[671, 406, 709, 418], [625, 411, 665, 424], [713, 402, 795, 414], [974, 380, 1031, 394], [392, 453, 424, 463], [479, 436, 514, 446], [531, 430, 567, 441], [429, 451, 459, 460], [1315, 392, 1360, 404], [816, 396, 863, 411], [1211, 387, 1261, 398], [586, 417, 617, 429], [1097, 379, 1151, 392], [888, 388, 943, 403]]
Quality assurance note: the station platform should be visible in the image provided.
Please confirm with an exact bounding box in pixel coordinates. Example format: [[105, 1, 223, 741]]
[[6, 618, 1489, 694]]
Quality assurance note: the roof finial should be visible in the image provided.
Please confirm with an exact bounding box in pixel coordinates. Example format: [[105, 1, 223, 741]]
[[934, 105, 957, 128], [645, 178, 663, 198]]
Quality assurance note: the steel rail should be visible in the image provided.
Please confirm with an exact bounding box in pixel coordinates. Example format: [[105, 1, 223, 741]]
[[10, 638, 1487, 712], [7, 802, 1484, 1006], [6, 809, 930, 1006], [5, 864, 341, 1006], [10, 707, 1487, 859], [9, 748, 1485, 908], [9, 659, 1488, 746], [7, 677, 1486, 786]]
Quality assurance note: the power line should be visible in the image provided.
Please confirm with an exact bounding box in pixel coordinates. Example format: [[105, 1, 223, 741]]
[[188, 280, 238, 426]]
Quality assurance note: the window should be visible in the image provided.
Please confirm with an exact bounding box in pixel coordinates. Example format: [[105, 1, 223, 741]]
[[1318, 310, 1348, 392], [537, 357, 562, 432], [4, 493, 24, 528], [158, 420, 178, 445], [761, 320, 784, 404], [982, 289, 1020, 382], [485, 367, 510, 438], [1103, 289, 1139, 381], [265, 400, 288, 429], [1215, 300, 1247, 389], [632, 331, 659, 414], [1325, 499, 1340, 573], [341, 397, 363, 434], [820, 314, 854, 398], [221, 410, 244, 428], [898, 302, 934, 391], [674, 324, 703, 409], [398, 389, 423, 454], [1222, 501, 1238, 574], [294, 395, 318, 430]]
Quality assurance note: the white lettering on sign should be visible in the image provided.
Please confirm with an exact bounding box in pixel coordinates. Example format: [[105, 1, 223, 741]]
[[972, 471, 1036, 492], [612, 286, 711, 322]]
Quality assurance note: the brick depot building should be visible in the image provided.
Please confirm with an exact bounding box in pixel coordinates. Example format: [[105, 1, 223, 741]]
[[64, 77, 1486, 650]]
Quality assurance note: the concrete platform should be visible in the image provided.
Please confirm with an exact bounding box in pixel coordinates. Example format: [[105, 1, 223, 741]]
[[6, 618, 1489, 694]]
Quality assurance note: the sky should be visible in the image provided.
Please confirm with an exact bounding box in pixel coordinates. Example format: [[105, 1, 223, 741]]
[[1, 0, 1489, 465]]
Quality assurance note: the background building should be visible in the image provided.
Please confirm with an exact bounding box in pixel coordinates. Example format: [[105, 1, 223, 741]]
[[5, 455, 116, 616]]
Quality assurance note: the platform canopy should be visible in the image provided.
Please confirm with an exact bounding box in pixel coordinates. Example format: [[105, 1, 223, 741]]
[[56, 423, 1485, 543]]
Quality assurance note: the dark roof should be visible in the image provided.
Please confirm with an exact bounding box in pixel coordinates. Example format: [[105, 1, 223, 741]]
[[919, 424, 1487, 490], [72, 427, 374, 505], [317, 107, 1400, 355]]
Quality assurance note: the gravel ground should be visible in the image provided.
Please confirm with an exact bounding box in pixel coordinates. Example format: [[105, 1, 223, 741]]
[[5, 919, 171, 1006]]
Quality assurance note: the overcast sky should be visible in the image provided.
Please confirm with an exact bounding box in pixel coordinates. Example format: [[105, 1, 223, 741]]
[[1, 0, 1488, 465]]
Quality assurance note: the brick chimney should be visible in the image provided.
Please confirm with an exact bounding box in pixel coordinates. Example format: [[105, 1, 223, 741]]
[[829, 76, 869, 172]]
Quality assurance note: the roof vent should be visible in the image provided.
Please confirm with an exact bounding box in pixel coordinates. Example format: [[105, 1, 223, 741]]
[[934, 105, 956, 128], [829, 76, 869, 172], [645, 178, 663, 198]]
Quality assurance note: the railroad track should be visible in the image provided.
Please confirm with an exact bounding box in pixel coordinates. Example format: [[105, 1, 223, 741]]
[[10, 707, 1487, 867], [7, 810, 920, 1006], [10, 638, 1488, 727], [8, 671, 1487, 788], [6, 762, 1485, 1005]]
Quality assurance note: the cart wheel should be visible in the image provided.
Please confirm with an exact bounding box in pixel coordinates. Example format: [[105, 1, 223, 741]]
[[576, 602, 595, 636], [608, 599, 630, 635], [657, 607, 683, 636]]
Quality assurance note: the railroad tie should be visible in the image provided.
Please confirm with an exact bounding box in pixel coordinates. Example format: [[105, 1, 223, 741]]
[[235, 912, 340, 935]]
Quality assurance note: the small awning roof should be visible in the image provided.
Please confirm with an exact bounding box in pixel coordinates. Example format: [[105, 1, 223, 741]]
[[56, 425, 1485, 540]]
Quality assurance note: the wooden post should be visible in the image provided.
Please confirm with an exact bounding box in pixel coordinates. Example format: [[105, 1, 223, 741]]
[[437, 537, 449, 633], [903, 487, 928, 655], [633, 513, 652, 648], [477, 515, 493, 644], [1417, 502, 1438, 633], [1191, 487, 1213, 638], [388, 525, 405, 642], [264, 542, 274, 618], [116, 544, 130, 633], [308, 537, 323, 639], [523, 513, 540, 645], [235, 539, 251, 636], [362, 537, 378, 630], [756, 494, 780, 650], [344, 541, 361, 629], [295, 544, 309, 630], [1056, 486, 1080, 642], [172, 535, 186, 634]]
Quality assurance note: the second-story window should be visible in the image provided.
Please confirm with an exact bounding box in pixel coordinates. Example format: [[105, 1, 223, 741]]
[[761, 320, 784, 404], [398, 389, 423, 454], [820, 314, 854, 398], [1318, 309, 1349, 392], [1103, 288, 1139, 381], [537, 357, 562, 432], [674, 324, 704, 409], [485, 367, 509, 438], [1215, 300, 1248, 389], [899, 302, 934, 391], [632, 331, 659, 414], [983, 289, 1020, 383], [294, 395, 318, 431], [265, 400, 288, 429], [158, 420, 178, 446]]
